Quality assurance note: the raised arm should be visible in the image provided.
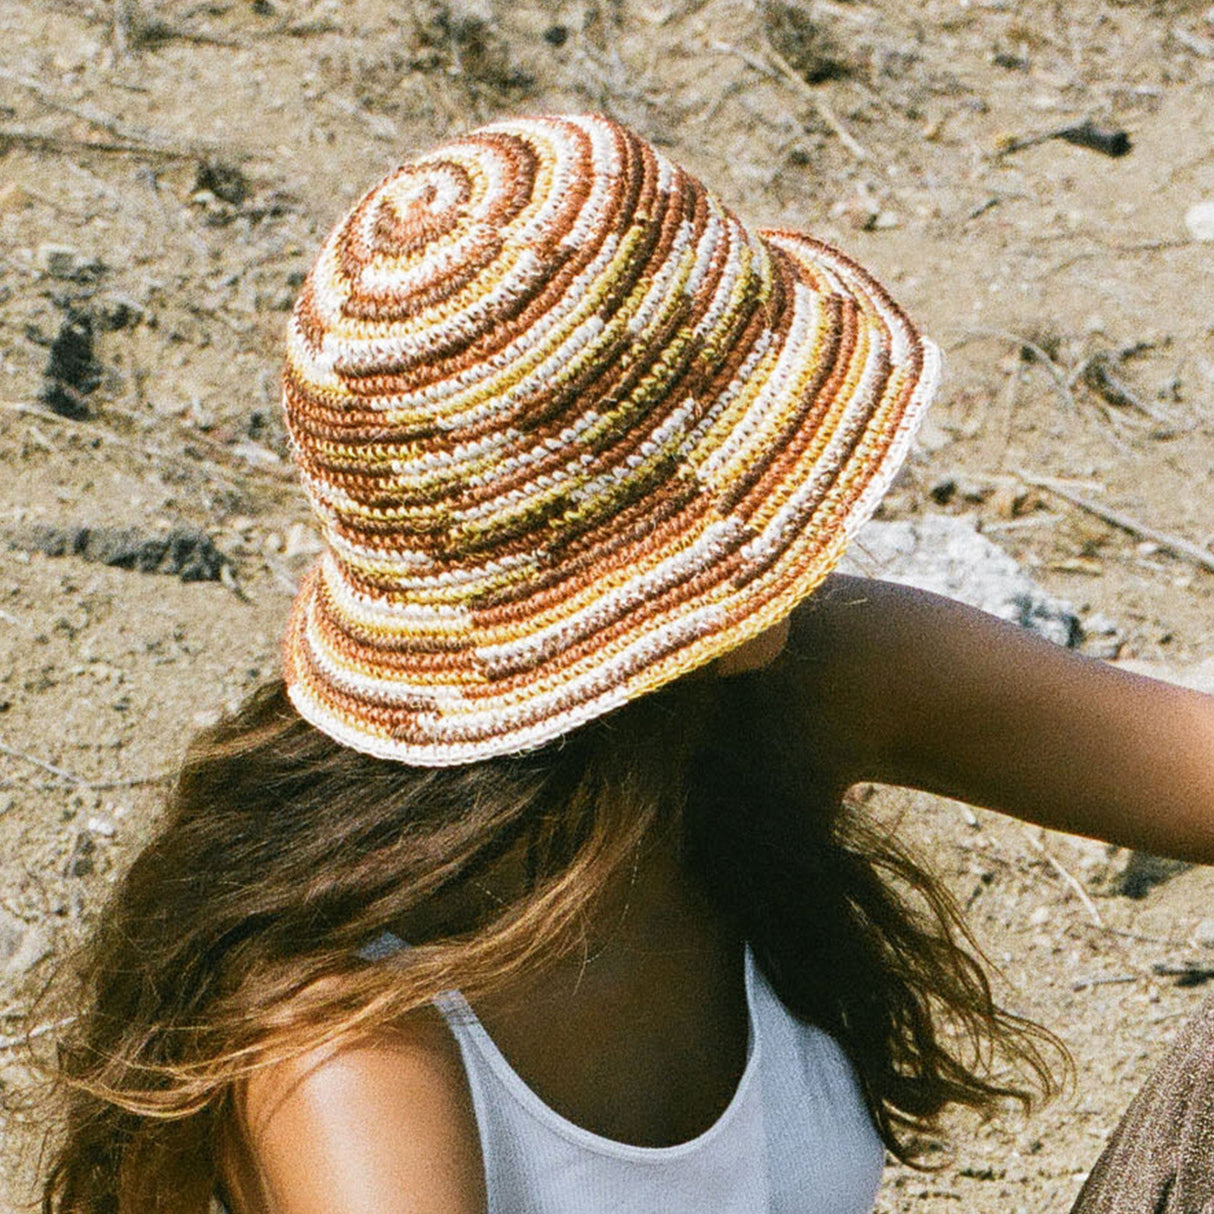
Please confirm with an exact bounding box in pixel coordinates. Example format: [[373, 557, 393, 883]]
[[782, 574, 1214, 863]]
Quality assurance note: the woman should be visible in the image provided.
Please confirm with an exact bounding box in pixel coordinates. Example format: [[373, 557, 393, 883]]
[[42, 113, 1214, 1213]]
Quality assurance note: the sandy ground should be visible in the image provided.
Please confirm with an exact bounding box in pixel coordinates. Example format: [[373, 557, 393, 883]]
[[0, 0, 1212, 1208]]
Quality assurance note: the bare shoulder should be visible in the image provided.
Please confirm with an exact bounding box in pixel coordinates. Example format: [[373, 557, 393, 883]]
[[219, 1006, 485, 1214]]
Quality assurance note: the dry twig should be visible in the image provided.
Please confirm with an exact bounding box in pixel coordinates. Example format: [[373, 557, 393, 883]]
[[1171, 25, 1214, 57], [0, 400, 291, 491], [0, 123, 202, 161], [0, 67, 240, 160], [705, 39, 874, 164], [951, 329, 1077, 414], [1017, 475, 1214, 576], [1072, 973, 1136, 991], [761, 44, 873, 163], [1072, 351, 1183, 433], [1023, 828, 1104, 928], [0, 741, 84, 786], [0, 1016, 77, 1053]]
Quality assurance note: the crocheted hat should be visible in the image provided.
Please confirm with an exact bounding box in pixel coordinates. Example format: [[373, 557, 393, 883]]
[[281, 113, 940, 766]]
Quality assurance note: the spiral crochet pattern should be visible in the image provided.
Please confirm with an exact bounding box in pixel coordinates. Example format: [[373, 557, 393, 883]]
[[281, 113, 941, 765]]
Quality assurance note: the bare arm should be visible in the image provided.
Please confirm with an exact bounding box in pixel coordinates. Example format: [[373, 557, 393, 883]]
[[219, 1009, 486, 1214], [782, 574, 1214, 862]]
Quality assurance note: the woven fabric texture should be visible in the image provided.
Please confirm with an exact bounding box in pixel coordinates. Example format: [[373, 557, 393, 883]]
[[1068, 990, 1214, 1214], [281, 112, 940, 765]]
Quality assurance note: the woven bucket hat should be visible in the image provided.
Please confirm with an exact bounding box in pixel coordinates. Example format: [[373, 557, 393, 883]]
[[281, 112, 940, 766]]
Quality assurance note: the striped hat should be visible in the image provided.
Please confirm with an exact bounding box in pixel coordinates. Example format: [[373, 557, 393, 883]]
[[281, 113, 940, 766]]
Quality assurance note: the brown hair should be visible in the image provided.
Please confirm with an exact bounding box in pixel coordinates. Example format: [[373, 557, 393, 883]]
[[41, 661, 1068, 1212]]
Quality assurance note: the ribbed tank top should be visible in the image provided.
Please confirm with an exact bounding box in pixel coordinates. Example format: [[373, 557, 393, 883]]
[[428, 944, 885, 1214]]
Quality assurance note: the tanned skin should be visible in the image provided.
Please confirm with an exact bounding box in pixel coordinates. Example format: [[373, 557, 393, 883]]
[[222, 575, 1214, 1214]]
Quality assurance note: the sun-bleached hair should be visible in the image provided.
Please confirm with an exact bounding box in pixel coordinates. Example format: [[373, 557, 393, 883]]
[[41, 667, 1067, 1211]]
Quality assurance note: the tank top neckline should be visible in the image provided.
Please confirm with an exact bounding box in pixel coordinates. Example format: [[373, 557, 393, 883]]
[[433, 944, 762, 1163]]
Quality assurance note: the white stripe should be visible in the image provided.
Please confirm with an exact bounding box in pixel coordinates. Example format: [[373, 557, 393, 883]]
[[320, 553, 474, 630], [696, 282, 823, 482], [740, 323, 892, 564], [625, 219, 695, 335]]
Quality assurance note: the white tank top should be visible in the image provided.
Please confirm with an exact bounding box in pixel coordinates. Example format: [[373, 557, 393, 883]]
[[428, 943, 885, 1214]]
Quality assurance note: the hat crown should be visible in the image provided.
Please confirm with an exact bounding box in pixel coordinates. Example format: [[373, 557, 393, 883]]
[[284, 113, 772, 569]]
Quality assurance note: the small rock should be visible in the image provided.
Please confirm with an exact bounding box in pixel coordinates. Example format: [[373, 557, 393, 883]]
[[192, 707, 222, 730], [7, 524, 230, 583], [1184, 201, 1214, 242], [283, 522, 324, 560], [991, 47, 1030, 71], [95, 294, 144, 331], [186, 398, 216, 431], [0, 182, 32, 212], [86, 815, 116, 838], [6, 924, 51, 976], [0, 909, 24, 965], [844, 203, 878, 232], [1078, 612, 1123, 659], [912, 413, 953, 456], [38, 307, 101, 420], [1192, 918, 1214, 950], [230, 440, 282, 467], [194, 161, 250, 207], [1081, 635, 1123, 660], [929, 474, 991, 506], [1083, 612, 1119, 636], [67, 831, 95, 878], [37, 242, 81, 279], [843, 515, 1082, 647]]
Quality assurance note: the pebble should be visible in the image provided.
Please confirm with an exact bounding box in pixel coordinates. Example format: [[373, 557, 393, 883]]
[[0, 183, 32, 212], [6, 924, 51, 976], [36, 242, 81, 279], [10, 523, 229, 583], [1184, 200, 1214, 242], [1193, 918, 1214, 949], [86, 814, 116, 838], [95, 294, 144, 331], [283, 522, 324, 559], [0, 909, 24, 965], [230, 440, 282, 467], [68, 831, 95, 878], [1083, 612, 1119, 637]]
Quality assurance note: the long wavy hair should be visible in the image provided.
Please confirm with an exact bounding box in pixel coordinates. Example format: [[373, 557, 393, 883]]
[[40, 637, 1068, 1212]]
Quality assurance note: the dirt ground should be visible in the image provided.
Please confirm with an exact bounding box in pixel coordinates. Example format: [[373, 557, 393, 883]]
[[0, 0, 1212, 1209]]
